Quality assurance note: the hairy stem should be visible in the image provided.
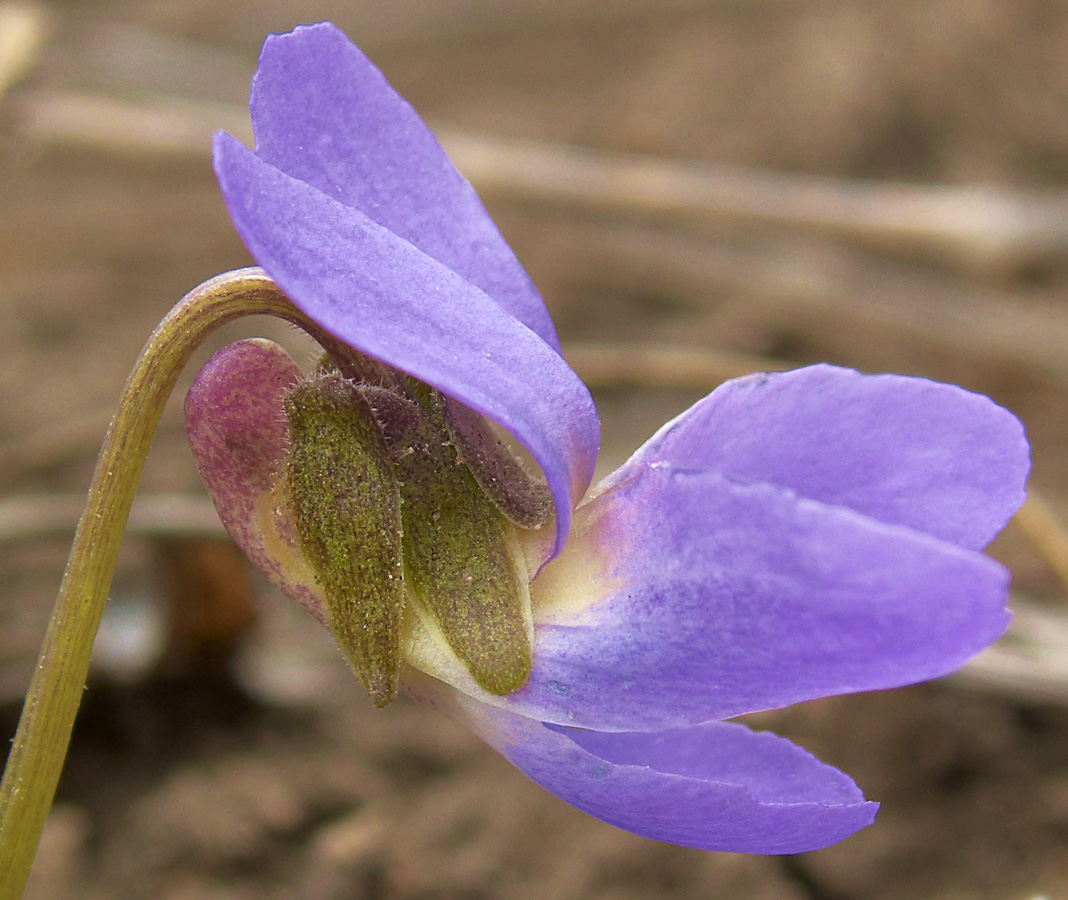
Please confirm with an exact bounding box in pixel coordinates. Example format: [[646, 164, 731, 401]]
[[0, 268, 325, 899]]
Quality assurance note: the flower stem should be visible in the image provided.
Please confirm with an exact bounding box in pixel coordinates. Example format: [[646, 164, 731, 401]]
[[0, 268, 324, 900]]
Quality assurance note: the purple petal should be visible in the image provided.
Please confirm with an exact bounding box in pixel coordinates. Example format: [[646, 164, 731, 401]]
[[184, 339, 325, 621], [247, 22, 559, 349], [213, 134, 599, 555], [611, 364, 1029, 550], [471, 464, 1011, 730], [411, 676, 877, 854]]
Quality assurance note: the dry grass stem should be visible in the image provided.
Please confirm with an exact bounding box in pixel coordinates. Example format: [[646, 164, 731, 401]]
[[439, 129, 1068, 276], [310, 0, 723, 47], [0, 3, 46, 101], [13, 88, 1068, 275], [958, 600, 1068, 705], [566, 341, 787, 388], [1012, 492, 1068, 595], [11, 89, 251, 158], [0, 493, 224, 542], [552, 225, 1068, 384]]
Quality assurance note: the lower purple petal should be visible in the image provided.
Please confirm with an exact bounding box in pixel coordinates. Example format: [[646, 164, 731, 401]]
[[482, 464, 1011, 730], [415, 677, 877, 854]]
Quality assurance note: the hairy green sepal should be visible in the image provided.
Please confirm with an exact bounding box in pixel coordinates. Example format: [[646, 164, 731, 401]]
[[441, 397, 552, 530], [284, 373, 534, 702], [284, 373, 405, 707], [360, 384, 533, 695]]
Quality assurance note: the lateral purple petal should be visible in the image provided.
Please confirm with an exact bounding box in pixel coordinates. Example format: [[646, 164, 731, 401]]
[[444, 692, 877, 854], [613, 364, 1029, 550], [213, 134, 599, 554], [496, 464, 1010, 730], [247, 22, 559, 349]]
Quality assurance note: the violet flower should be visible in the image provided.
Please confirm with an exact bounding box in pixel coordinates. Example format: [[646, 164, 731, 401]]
[[186, 22, 1030, 854]]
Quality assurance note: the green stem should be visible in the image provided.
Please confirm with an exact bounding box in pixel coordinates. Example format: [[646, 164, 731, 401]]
[[0, 268, 324, 900]]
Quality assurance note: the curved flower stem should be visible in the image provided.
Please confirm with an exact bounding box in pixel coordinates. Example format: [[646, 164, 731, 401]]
[[0, 267, 326, 900]]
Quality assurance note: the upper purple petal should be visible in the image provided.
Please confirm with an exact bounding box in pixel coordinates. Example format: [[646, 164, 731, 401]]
[[411, 676, 877, 854], [248, 22, 560, 349], [213, 134, 598, 555], [611, 364, 1029, 550], [482, 464, 1011, 730]]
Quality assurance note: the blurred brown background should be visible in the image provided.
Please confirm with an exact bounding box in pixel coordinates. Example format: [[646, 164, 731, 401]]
[[3, 1, 1068, 898]]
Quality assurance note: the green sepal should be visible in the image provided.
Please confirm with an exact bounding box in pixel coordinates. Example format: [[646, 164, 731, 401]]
[[359, 384, 533, 695], [442, 396, 552, 530], [283, 373, 405, 707], [404, 378, 551, 530]]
